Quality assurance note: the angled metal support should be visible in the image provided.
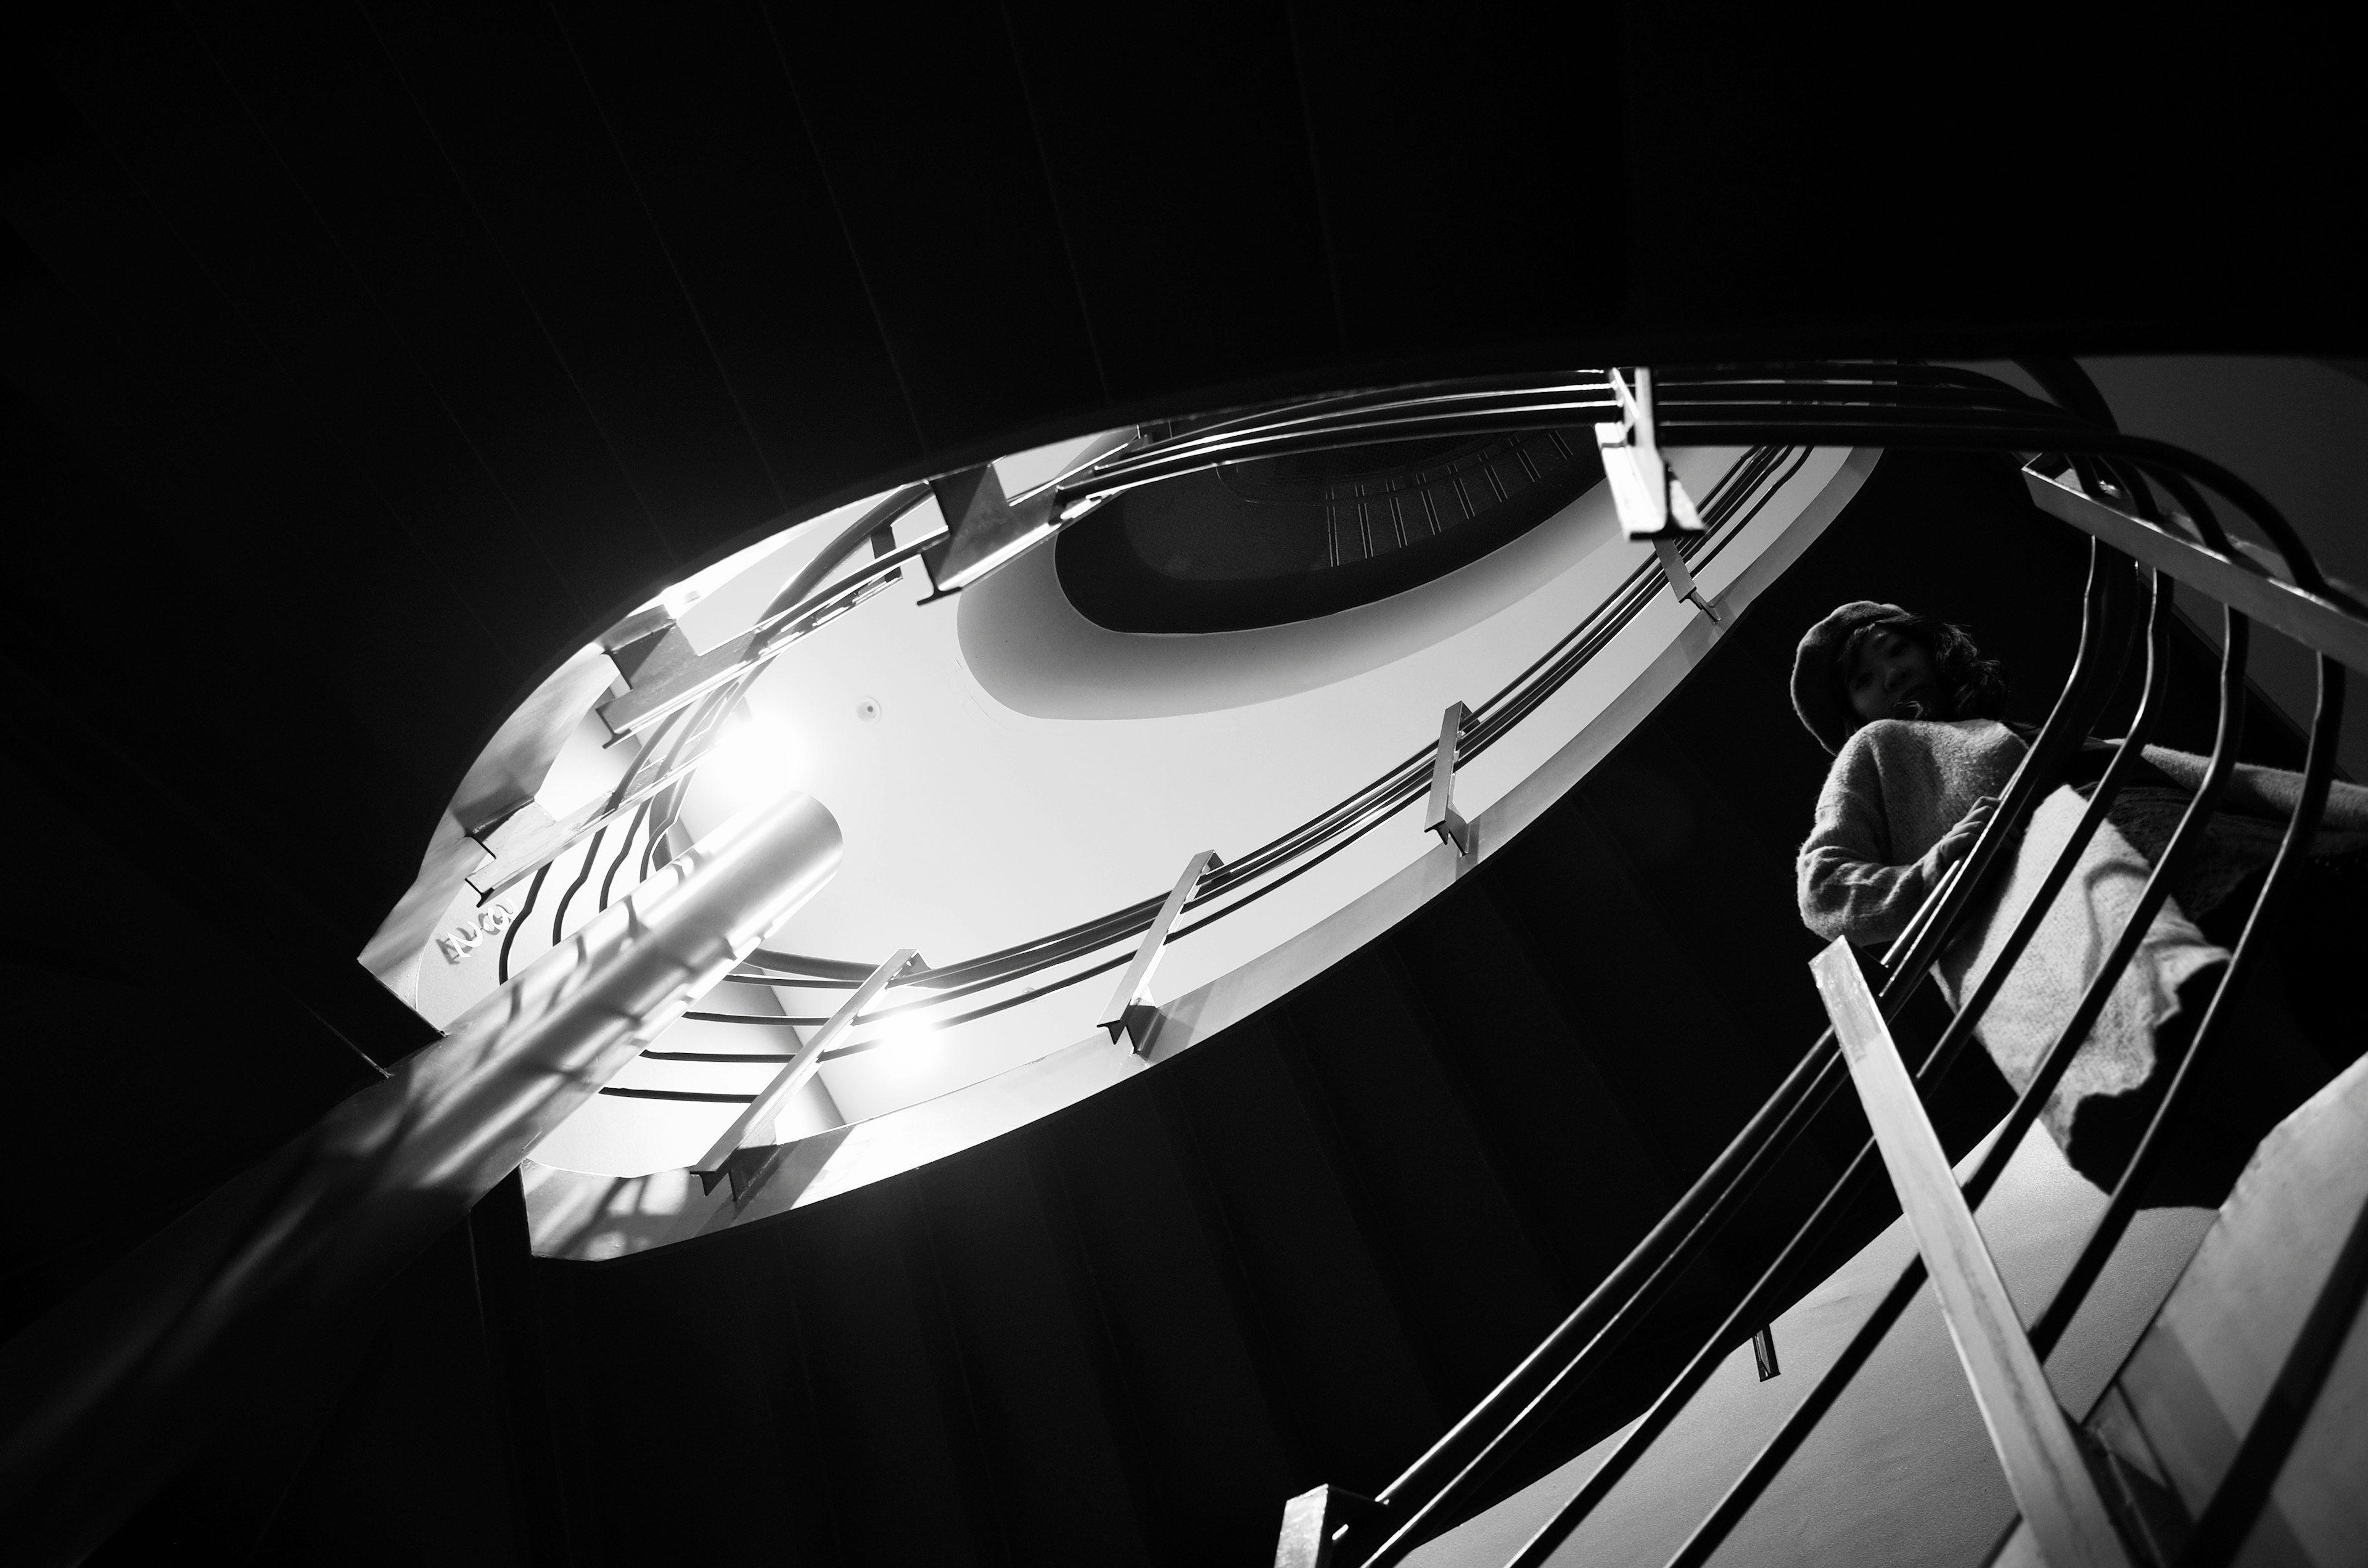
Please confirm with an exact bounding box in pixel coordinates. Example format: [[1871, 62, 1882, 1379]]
[[693, 947, 923, 1190], [1809, 939, 2132, 1568], [0, 792, 843, 1567], [923, 465, 1062, 596], [1272, 1484, 1380, 1568], [1596, 367, 1704, 541], [1100, 851, 1217, 1054], [1653, 538, 1724, 623], [1423, 701, 1476, 856]]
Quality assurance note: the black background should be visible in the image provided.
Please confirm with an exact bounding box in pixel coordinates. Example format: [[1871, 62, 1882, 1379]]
[[2, 6, 2357, 1562]]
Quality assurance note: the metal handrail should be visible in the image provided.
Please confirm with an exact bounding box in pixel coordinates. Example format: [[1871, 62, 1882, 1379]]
[[704, 446, 1799, 1035], [1277, 363, 2368, 1568], [1359, 538, 2142, 1568], [587, 446, 1802, 1112]]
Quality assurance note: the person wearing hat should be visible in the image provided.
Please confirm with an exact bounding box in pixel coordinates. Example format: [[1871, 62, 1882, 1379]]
[[1792, 601, 2018, 950], [1790, 599, 2368, 1199]]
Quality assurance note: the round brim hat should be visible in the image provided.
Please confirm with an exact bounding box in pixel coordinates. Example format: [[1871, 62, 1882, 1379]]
[[1792, 601, 1909, 754]]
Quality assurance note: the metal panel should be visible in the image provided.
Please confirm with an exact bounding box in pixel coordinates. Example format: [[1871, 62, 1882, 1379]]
[[1810, 938, 2132, 1568], [0, 792, 844, 1566], [2022, 466, 2368, 678]]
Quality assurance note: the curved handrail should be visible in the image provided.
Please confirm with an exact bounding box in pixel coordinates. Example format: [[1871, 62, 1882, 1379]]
[[720, 445, 1803, 1033], [1266, 361, 2367, 1568]]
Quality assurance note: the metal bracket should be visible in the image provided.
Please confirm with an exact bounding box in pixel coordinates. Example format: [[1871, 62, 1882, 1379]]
[[1652, 538, 1724, 623], [693, 947, 923, 1189], [922, 466, 1062, 596], [1272, 1484, 1382, 1568], [1596, 367, 1704, 541], [1100, 851, 1217, 1054], [1751, 1324, 1781, 1381], [1423, 701, 1476, 856]]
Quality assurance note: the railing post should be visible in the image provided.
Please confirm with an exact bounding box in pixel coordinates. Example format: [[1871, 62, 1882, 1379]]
[[923, 464, 1061, 594], [1808, 938, 2132, 1568], [693, 946, 921, 1194], [1273, 1484, 1378, 1568], [1100, 851, 1217, 1054], [1651, 538, 1724, 623], [1424, 701, 1475, 856], [1750, 1324, 1781, 1382], [1596, 367, 1704, 541], [1598, 369, 1718, 621]]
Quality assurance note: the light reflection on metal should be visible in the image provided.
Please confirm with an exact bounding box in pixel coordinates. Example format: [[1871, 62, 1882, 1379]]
[[693, 946, 921, 1188], [1100, 850, 1218, 1054], [1651, 538, 1723, 623], [2024, 463, 2368, 678], [1423, 701, 1475, 857], [1597, 367, 1704, 541], [921, 465, 1061, 596], [0, 791, 843, 1566], [1809, 937, 2132, 1568], [598, 535, 941, 742]]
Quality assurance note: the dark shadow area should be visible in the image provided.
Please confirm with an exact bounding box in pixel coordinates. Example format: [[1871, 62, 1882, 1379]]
[[1057, 428, 1602, 632], [449, 448, 2272, 1567]]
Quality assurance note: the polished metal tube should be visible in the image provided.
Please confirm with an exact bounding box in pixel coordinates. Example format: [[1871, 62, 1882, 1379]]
[[0, 791, 842, 1566]]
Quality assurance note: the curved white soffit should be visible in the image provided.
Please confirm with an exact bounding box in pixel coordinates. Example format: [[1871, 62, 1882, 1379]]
[[521, 448, 1881, 1262], [957, 478, 1627, 720]]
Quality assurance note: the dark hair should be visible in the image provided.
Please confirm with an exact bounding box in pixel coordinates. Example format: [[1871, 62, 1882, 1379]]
[[1835, 614, 2008, 728]]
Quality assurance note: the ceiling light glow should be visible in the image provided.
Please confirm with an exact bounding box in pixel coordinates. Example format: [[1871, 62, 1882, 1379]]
[[879, 1016, 944, 1078], [702, 717, 803, 808]]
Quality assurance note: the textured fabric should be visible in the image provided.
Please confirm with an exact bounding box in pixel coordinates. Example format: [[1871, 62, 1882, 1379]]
[[1797, 717, 2025, 948], [1790, 601, 1907, 755], [1798, 720, 2368, 1175], [1937, 787, 2224, 1154]]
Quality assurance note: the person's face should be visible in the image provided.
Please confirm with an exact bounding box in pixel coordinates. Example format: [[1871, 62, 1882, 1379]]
[[1843, 628, 1941, 724]]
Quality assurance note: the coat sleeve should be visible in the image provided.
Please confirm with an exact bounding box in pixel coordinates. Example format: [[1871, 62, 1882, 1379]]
[[1796, 742, 1965, 947], [2137, 745, 2368, 833]]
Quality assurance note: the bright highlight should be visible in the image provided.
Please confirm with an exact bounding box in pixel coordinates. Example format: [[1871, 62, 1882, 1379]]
[[879, 1017, 944, 1078], [702, 717, 802, 807]]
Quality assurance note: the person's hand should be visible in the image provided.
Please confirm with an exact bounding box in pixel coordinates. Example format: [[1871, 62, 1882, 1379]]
[[1932, 795, 1999, 868]]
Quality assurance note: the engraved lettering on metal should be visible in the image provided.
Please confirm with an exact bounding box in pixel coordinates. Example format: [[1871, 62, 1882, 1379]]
[[1809, 938, 2132, 1568], [437, 901, 514, 964], [1100, 851, 1217, 1053]]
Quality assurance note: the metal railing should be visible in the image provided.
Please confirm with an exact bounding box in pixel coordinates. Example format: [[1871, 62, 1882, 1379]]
[[585, 439, 1809, 1110], [1266, 364, 2368, 1568]]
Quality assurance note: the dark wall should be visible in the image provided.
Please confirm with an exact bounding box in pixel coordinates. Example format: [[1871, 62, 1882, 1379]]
[[5, 7, 2355, 1561], [102, 448, 2277, 1568]]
